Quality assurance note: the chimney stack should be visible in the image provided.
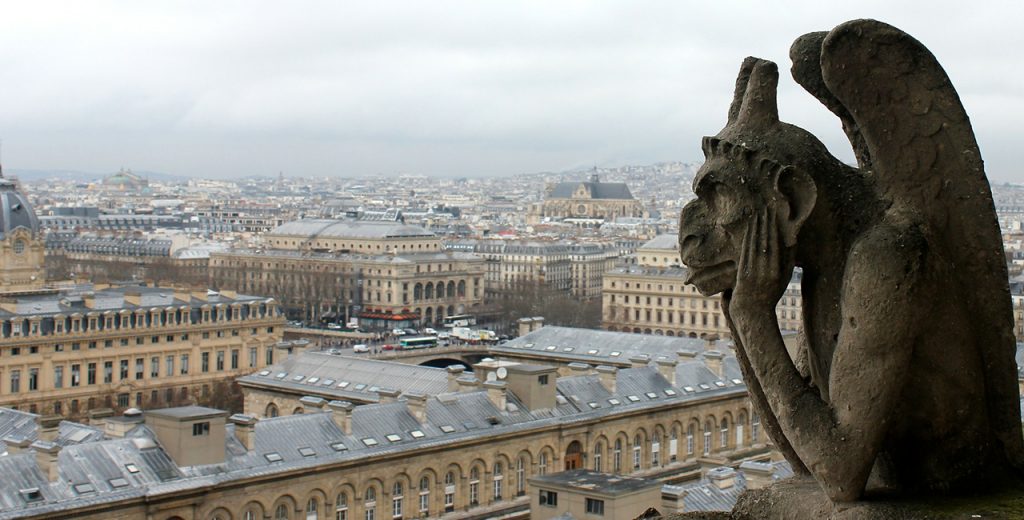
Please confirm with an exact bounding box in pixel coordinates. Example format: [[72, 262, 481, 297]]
[[704, 333, 720, 351], [300, 396, 326, 414], [36, 415, 62, 443], [706, 466, 737, 490], [677, 349, 698, 362], [105, 408, 145, 438], [327, 400, 354, 435], [405, 392, 428, 423], [3, 435, 31, 455], [661, 486, 687, 514], [629, 354, 650, 369], [596, 365, 618, 393], [483, 381, 507, 411], [87, 408, 114, 429], [704, 350, 724, 378], [377, 388, 401, 404], [739, 461, 776, 490], [656, 359, 678, 386], [229, 414, 258, 451], [567, 362, 592, 376], [31, 440, 61, 481], [456, 375, 481, 393], [446, 365, 466, 392]]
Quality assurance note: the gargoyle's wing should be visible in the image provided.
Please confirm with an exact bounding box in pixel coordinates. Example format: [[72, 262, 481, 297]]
[[818, 19, 1024, 466]]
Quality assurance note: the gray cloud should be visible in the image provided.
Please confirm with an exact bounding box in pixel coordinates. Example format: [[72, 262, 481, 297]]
[[0, 1, 1021, 180]]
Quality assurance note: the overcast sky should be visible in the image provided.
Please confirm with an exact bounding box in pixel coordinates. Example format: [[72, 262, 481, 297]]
[[0, 1, 1021, 181]]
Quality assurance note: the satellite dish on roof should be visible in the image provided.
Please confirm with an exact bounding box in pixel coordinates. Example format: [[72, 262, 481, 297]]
[[486, 372, 497, 382], [496, 367, 508, 380]]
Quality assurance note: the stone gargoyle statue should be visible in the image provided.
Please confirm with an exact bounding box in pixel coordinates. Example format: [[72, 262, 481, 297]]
[[678, 19, 1024, 502]]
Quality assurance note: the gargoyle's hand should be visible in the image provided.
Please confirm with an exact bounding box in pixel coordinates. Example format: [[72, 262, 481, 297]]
[[730, 203, 792, 315]]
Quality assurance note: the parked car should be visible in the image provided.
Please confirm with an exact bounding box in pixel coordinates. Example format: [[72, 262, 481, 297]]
[[403, 328, 418, 336], [424, 327, 438, 335], [353, 344, 369, 353], [392, 328, 406, 336], [327, 323, 342, 330], [382, 344, 398, 351]]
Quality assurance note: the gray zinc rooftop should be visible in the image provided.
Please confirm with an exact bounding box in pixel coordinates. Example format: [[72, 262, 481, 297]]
[[238, 352, 452, 403], [0, 355, 748, 517], [268, 218, 435, 240]]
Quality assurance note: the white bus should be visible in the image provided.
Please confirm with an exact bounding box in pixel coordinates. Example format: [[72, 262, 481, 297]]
[[442, 314, 476, 328]]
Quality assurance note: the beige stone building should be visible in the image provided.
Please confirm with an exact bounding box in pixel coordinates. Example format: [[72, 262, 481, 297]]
[[527, 173, 644, 226], [0, 179, 285, 419], [569, 243, 621, 300], [264, 218, 442, 254], [0, 328, 765, 520], [211, 218, 486, 328], [210, 248, 486, 329], [530, 469, 662, 520], [0, 286, 284, 418], [602, 235, 803, 338], [447, 239, 621, 300]]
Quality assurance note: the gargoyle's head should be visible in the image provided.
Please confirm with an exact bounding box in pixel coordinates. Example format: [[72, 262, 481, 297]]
[[678, 58, 824, 296]]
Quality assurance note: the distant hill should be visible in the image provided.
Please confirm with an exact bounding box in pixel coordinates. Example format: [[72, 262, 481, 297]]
[[6, 169, 187, 183]]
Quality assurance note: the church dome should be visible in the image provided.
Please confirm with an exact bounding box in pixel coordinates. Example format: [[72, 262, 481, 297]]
[[0, 179, 40, 239]]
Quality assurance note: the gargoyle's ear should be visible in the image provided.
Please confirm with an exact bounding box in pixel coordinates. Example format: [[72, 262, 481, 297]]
[[774, 165, 817, 247]]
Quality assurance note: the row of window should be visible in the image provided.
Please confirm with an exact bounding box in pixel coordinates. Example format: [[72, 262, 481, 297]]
[[1, 304, 278, 340], [205, 412, 761, 520], [609, 294, 720, 310], [3, 346, 273, 395]]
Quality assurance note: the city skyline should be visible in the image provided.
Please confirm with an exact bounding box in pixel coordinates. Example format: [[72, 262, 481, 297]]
[[0, 1, 1021, 181]]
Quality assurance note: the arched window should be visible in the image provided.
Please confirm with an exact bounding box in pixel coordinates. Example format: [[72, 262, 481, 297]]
[[364, 487, 377, 520], [266, 403, 279, 418], [424, 283, 434, 300], [469, 466, 480, 505], [306, 498, 319, 520], [632, 434, 642, 470], [493, 462, 503, 500], [651, 432, 661, 467], [613, 439, 622, 473], [418, 477, 430, 515], [414, 283, 423, 301], [736, 412, 747, 447], [516, 458, 526, 495], [457, 280, 466, 297], [703, 421, 713, 455], [444, 472, 456, 512], [687, 424, 695, 456], [539, 452, 548, 475], [275, 504, 290, 520], [720, 418, 730, 450], [335, 492, 349, 520], [593, 442, 603, 472], [670, 426, 679, 462], [244, 510, 259, 520], [391, 482, 403, 519]]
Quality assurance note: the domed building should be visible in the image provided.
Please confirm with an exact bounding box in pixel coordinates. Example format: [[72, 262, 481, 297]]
[[101, 167, 149, 192], [0, 177, 46, 293]]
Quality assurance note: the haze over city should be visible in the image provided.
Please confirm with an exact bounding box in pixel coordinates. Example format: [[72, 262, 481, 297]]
[[1, 1, 1022, 181]]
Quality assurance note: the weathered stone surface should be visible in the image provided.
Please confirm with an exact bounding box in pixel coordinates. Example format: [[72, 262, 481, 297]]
[[677, 18, 1024, 506], [660, 476, 1024, 519]]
